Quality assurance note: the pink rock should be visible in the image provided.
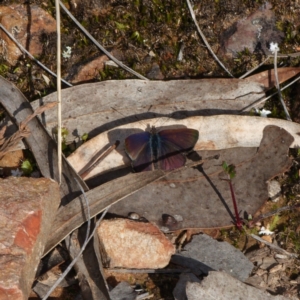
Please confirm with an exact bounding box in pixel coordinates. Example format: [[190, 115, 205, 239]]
[[0, 177, 60, 300], [220, 2, 284, 57], [0, 5, 56, 65], [69, 55, 110, 84], [97, 219, 175, 269], [68, 49, 123, 84]]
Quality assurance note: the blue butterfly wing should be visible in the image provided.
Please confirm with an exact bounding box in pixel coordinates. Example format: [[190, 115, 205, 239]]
[[125, 132, 154, 172], [156, 128, 199, 171], [158, 128, 199, 150], [125, 128, 199, 172], [131, 142, 154, 172], [157, 138, 186, 170]]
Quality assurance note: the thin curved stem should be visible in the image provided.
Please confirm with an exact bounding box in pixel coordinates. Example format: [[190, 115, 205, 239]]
[[0, 23, 72, 87], [56, 0, 62, 184], [273, 48, 292, 121], [59, 1, 148, 81], [185, 0, 234, 78]]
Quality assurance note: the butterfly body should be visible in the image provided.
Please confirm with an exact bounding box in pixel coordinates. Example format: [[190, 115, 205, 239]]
[[125, 126, 199, 172]]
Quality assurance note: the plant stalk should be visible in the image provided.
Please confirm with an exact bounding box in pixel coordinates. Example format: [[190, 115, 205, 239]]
[[228, 180, 242, 229]]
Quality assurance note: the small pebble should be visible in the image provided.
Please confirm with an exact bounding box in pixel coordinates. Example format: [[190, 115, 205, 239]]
[[160, 226, 170, 233], [128, 212, 140, 220], [268, 180, 281, 202], [162, 214, 177, 226], [174, 215, 183, 222]]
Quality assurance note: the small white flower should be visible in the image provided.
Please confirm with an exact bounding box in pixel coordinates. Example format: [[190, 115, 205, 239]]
[[255, 108, 271, 117], [259, 226, 274, 235], [269, 42, 280, 54], [260, 109, 272, 117], [11, 168, 23, 177], [62, 46, 72, 58]]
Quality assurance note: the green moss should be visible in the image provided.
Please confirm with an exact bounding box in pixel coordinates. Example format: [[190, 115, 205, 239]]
[[115, 21, 130, 31], [0, 64, 9, 76], [269, 215, 280, 231], [131, 31, 143, 44], [21, 159, 34, 175], [288, 231, 300, 252]]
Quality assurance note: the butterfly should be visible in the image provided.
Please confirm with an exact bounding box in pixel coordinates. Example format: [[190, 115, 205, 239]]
[[124, 126, 199, 172]]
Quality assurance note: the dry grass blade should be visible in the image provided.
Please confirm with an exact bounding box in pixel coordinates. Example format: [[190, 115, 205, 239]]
[[19, 102, 57, 130], [0, 102, 57, 160], [248, 204, 300, 228], [271, 44, 292, 121], [59, 1, 148, 81], [79, 140, 120, 179], [0, 126, 31, 160], [250, 234, 298, 258], [185, 0, 234, 77], [55, 0, 62, 185]]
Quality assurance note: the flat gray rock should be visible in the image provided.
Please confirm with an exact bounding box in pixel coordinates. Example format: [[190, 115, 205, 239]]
[[186, 271, 295, 300], [172, 234, 253, 281]]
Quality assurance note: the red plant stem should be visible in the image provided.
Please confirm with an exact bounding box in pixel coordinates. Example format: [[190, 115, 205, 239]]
[[228, 180, 242, 229]]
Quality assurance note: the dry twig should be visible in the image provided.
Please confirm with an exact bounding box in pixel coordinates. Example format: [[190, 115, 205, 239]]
[[250, 234, 298, 258], [55, 0, 63, 184], [0, 23, 72, 87], [185, 0, 234, 77], [59, 1, 148, 80], [248, 204, 300, 228]]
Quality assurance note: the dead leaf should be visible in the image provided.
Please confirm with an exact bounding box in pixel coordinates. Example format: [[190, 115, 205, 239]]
[[30, 69, 300, 144], [67, 115, 300, 180], [0, 125, 31, 160], [106, 126, 293, 230], [30, 78, 265, 143], [20, 101, 57, 130], [245, 67, 300, 89]]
